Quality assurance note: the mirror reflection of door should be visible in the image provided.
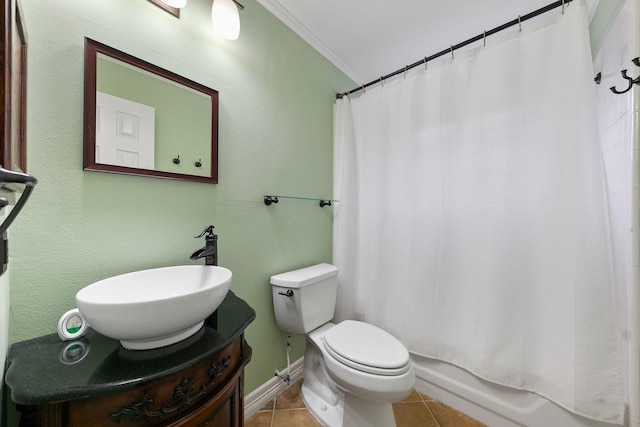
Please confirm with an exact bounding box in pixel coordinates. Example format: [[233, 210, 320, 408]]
[[95, 91, 155, 170]]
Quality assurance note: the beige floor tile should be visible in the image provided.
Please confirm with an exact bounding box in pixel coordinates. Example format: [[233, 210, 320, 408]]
[[274, 380, 306, 410], [401, 389, 424, 403], [272, 409, 323, 426], [245, 385, 486, 427], [259, 400, 275, 411], [427, 401, 486, 427], [393, 402, 440, 427], [244, 410, 273, 427], [418, 391, 436, 401]]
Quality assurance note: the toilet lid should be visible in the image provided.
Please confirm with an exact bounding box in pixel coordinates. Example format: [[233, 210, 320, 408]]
[[323, 320, 410, 375]]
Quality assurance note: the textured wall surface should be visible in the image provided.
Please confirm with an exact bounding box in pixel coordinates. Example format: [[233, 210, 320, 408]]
[[7, 0, 353, 399]]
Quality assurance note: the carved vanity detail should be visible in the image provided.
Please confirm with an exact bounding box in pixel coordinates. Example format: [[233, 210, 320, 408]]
[[107, 355, 232, 423], [5, 291, 255, 427]]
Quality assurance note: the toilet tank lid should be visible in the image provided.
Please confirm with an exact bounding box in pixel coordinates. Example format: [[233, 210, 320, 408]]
[[270, 263, 338, 288]]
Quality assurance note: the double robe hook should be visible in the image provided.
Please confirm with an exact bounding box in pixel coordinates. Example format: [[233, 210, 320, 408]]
[[173, 155, 203, 168], [610, 57, 640, 95]]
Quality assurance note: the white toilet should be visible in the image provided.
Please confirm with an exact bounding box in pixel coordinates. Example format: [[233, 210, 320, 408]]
[[270, 263, 415, 427]]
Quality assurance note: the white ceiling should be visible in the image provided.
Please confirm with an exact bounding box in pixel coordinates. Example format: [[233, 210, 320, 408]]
[[255, 0, 599, 85]]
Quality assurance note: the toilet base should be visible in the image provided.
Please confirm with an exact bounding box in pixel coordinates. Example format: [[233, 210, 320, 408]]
[[302, 381, 343, 427], [302, 337, 344, 426], [302, 380, 398, 427], [343, 393, 396, 427]]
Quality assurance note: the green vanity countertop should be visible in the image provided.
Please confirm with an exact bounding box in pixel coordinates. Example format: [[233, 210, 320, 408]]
[[4, 290, 256, 406]]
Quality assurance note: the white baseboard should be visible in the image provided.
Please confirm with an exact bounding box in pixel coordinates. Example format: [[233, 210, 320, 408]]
[[244, 357, 304, 418]]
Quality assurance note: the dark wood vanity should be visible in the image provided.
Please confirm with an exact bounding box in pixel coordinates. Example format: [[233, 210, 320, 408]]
[[4, 291, 255, 427]]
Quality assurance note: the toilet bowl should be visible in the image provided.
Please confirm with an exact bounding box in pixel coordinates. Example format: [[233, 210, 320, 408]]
[[304, 322, 414, 426], [271, 264, 415, 427]]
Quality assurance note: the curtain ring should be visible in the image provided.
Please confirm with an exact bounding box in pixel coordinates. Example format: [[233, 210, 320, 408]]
[[450, 45, 454, 59], [518, 15, 522, 32], [361, 84, 366, 94], [424, 57, 428, 70], [404, 65, 408, 77], [483, 30, 486, 47], [380, 76, 384, 87], [562, 0, 565, 14]]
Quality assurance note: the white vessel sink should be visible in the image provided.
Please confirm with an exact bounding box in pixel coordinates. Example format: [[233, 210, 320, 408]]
[[76, 265, 231, 350]]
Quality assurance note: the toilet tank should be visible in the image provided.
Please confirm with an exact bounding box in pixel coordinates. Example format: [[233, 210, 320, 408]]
[[270, 263, 338, 335]]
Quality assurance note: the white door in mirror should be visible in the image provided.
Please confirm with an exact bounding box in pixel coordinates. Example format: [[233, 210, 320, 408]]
[[57, 308, 89, 341], [96, 91, 155, 170]]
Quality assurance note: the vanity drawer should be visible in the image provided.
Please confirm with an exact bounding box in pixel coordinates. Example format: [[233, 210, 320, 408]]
[[63, 337, 247, 427], [166, 368, 244, 427]]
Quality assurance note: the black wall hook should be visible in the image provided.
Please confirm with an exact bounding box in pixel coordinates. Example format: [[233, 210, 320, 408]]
[[610, 57, 640, 94], [264, 196, 279, 206], [195, 159, 202, 168], [173, 155, 181, 164], [319, 200, 332, 208]]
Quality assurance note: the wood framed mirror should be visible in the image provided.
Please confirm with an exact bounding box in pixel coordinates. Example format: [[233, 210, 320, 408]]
[[1, 0, 27, 175], [84, 38, 219, 184]]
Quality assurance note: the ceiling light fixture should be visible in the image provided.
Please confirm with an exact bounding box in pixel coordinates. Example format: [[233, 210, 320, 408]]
[[160, 0, 187, 8], [211, 0, 244, 40]]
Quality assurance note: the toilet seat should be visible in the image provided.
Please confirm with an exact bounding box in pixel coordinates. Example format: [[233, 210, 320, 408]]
[[323, 320, 411, 376]]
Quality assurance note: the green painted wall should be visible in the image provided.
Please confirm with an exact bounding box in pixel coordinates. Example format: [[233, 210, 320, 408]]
[[589, 0, 626, 56], [8, 0, 353, 408]]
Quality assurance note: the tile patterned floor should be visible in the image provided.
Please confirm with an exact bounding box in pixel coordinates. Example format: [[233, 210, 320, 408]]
[[245, 379, 487, 427]]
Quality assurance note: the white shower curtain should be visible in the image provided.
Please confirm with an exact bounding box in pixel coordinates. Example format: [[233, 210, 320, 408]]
[[333, 1, 624, 423]]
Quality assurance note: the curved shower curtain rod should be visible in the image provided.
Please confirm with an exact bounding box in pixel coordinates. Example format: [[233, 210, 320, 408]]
[[337, 0, 574, 98]]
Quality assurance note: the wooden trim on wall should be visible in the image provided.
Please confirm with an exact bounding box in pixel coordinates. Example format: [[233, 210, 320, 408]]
[[1, 0, 27, 173]]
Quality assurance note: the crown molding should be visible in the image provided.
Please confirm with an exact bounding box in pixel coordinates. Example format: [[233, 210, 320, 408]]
[[255, 0, 362, 83], [256, 0, 600, 85]]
